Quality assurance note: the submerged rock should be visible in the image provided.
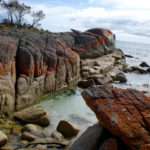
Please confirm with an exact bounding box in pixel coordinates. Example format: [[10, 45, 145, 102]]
[[57, 120, 80, 138], [0, 131, 8, 147], [14, 105, 50, 127], [82, 85, 150, 150]]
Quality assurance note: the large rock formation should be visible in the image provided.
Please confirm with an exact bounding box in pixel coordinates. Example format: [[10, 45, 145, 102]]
[[0, 24, 116, 115], [82, 85, 150, 150]]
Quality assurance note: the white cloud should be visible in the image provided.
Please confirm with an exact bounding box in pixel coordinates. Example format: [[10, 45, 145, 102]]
[[91, 0, 150, 9], [1, 0, 150, 43], [27, 3, 150, 43]]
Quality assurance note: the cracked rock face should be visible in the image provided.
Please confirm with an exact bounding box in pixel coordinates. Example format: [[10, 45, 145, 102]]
[[82, 86, 150, 150], [0, 35, 17, 115], [0, 25, 115, 115]]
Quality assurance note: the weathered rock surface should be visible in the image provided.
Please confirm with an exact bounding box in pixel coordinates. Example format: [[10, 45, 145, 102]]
[[140, 62, 149, 68], [25, 137, 69, 149], [99, 138, 118, 150], [57, 120, 80, 138], [129, 66, 147, 74], [0, 24, 117, 114], [113, 72, 127, 83], [71, 28, 115, 59], [22, 124, 44, 137], [78, 79, 95, 89], [51, 131, 64, 142], [70, 123, 103, 150], [82, 85, 150, 150], [0, 131, 8, 147], [125, 54, 134, 58], [21, 131, 38, 141], [125, 64, 150, 74], [80, 49, 126, 86], [14, 105, 50, 127]]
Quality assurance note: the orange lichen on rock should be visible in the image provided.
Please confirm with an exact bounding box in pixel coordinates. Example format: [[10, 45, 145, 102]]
[[0, 26, 116, 114], [82, 86, 150, 150]]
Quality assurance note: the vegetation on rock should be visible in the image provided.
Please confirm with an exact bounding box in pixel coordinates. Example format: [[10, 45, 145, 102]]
[[0, 0, 45, 27]]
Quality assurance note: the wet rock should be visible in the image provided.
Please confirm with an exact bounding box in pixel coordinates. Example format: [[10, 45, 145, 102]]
[[22, 124, 43, 137], [27, 137, 69, 149], [130, 66, 147, 74], [51, 131, 64, 141], [0, 131, 8, 147], [125, 54, 134, 58], [78, 79, 95, 89], [82, 85, 150, 150], [70, 123, 103, 150], [14, 105, 50, 127], [20, 140, 29, 145], [147, 67, 150, 73], [140, 61, 149, 68], [99, 138, 118, 150], [114, 72, 127, 83], [57, 120, 79, 138], [34, 144, 47, 150], [0, 145, 14, 150], [21, 132, 37, 141]]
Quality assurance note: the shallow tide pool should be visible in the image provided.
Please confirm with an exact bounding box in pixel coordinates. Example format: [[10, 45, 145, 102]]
[[40, 89, 97, 131]]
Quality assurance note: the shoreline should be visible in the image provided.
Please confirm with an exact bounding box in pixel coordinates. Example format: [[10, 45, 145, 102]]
[[0, 26, 150, 149]]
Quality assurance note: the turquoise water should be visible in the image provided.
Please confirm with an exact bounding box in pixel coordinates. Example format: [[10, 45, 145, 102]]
[[40, 89, 97, 131], [39, 41, 150, 130]]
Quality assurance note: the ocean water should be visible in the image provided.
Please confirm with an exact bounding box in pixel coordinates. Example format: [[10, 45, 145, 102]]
[[116, 40, 150, 92], [40, 40, 150, 131], [117, 40, 150, 66], [40, 90, 97, 132]]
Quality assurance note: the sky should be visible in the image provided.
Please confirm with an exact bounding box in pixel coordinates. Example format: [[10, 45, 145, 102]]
[[1, 0, 150, 43]]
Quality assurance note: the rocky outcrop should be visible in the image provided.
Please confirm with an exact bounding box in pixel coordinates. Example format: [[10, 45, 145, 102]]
[[57, 120, 80, 138], [82, 85, 150, 150], [0, 24, 117, 115], [70, 123, 103, 150], [14, 105, 50, 127], [0, 35, 17, 115], [0, 131, 8, 147], [114, 72, 127, 83], [70, 28, 115, 59], [99, 138, 118, 150], [80, 49, 126, 86]]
